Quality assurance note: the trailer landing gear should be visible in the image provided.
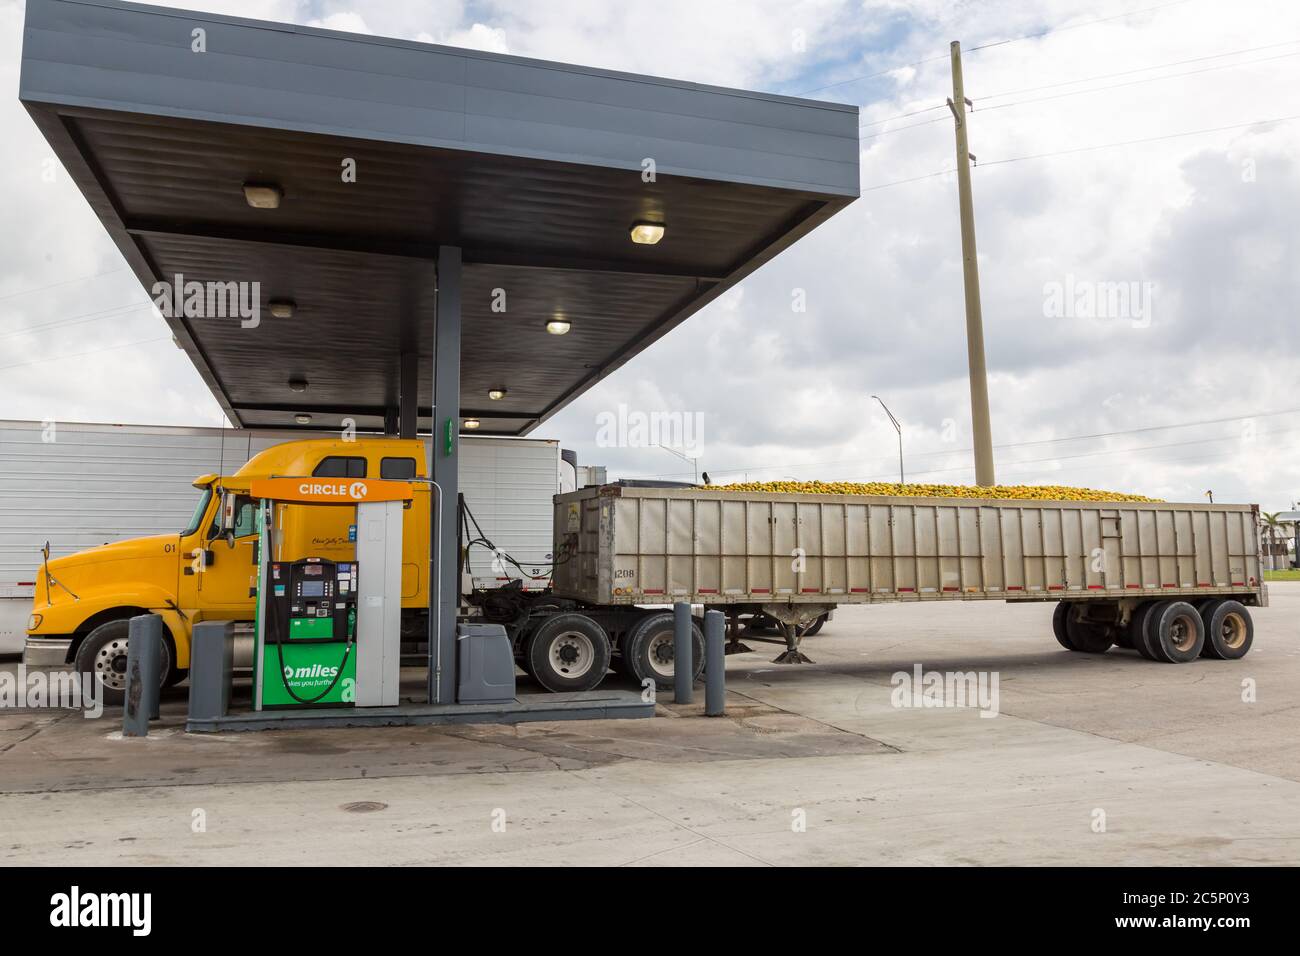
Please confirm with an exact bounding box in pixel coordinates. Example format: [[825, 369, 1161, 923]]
[[772, 622, 814, 664], [724, 611, 753, 656]]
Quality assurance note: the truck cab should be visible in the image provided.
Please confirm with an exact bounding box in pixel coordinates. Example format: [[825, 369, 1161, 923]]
[[25, 437, 429, 703]]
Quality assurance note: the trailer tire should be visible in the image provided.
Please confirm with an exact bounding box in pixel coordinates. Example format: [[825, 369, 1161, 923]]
[[1052, 602, 1076, 650], [1127, 602, 1158, 660], [622, 612, 704, 691], [73, 618, 174, 707], [1045, 606, 1076, 650], [1064, 604, 1112, 654], [1148, 600, 1205, 663], [801, 614, 827, 637], [1133, 601, 1169, 661], [525, 614, 610, 693], [1199, 599, 1253, 660]]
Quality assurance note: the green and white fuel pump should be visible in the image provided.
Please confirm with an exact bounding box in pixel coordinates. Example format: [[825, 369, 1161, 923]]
[[242, 478, 411, 710]]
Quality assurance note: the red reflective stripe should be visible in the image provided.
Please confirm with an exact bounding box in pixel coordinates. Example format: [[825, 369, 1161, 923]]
[[942, 586, 959, 592], [1231, 581, 1245, 586], [849, 587, 869, 592], [1007, 586, 1024, 591], [1087, 585, 1103, 589], [1197, 582, 1211, 587], [800, 588, 819, 593], [898, 587, 915, 592], [1162, 583, 1177, 588], [17, 581, 34, 587], [699, 588, 718, 593], [1125, 584, 1141, 589], [1048, 585, 1064, 591], [751, 588, 770, 593], [643, 589, 664, 594]]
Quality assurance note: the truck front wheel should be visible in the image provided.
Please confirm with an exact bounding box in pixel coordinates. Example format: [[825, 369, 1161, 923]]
[[525, 614, 610, 693], [73, 619, 174, 707]]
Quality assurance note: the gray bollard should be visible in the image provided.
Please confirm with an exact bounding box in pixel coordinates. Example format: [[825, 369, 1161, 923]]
[[188, 621, 234, 724], [673, 602, 693, 704], [704, 609, 726, 717], [122, 614, 163, 737]]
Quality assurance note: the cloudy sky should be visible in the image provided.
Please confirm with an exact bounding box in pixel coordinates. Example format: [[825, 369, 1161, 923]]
[[2, 0, 1298, 510]]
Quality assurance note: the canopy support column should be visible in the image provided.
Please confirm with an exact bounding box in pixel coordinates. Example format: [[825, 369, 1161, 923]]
[[428, 246, 461, 704]]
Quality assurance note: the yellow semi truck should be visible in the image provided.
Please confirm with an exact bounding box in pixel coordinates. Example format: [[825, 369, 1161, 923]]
[[27, 436, 433, 703]]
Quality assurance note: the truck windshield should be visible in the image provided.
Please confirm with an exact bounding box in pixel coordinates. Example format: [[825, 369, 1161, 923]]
[[182, 488, 213, 536]]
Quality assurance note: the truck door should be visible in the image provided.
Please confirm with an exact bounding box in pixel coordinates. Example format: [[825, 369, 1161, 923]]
[[183, 493, 260, 617]]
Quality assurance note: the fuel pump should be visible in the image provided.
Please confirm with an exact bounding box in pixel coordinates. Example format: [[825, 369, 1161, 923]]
[[246, 478, 411, 711]]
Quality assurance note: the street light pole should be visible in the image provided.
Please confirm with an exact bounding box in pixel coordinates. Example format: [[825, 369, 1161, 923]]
[[872, 395, 904, 486], [948, 40, 996, 487], [653, 444, 699, 484]]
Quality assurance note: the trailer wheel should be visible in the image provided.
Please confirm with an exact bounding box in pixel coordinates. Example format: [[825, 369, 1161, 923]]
[[1064, 604, 1112, 654], [1148, 601, 1205, 663], [801, 614, 827, 637], [525, 614, 610, 693], [72, 618, 174, 707], [1127, 602, 1159, 660], [1199, 599, 1253, 660], [1052, 602, 1076, 650], [622, 612, 704, 691]]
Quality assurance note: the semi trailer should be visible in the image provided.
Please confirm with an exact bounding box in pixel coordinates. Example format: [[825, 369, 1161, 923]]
[[466, 483, 1267, 691]]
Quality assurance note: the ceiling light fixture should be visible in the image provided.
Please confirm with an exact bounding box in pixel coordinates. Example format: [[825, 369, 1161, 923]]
[[288, 377, 308, 393], [243, 182, 283, 209], [463, 418, 481, 430], [268, 299, 295, 319], [294, 414, 312, 425], [629, 221, 665, 244], [488, 388, 507, 401], [545, 318, 571, 335]]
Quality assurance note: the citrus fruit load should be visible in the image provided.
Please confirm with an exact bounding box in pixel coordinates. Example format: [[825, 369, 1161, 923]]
[[701, 480, 1161, 503]]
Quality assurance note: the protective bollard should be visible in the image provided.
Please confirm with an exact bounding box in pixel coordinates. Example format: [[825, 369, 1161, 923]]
[[188, 621, 234, 724], [673, 602, 693, 704], [704, 609, 725, 716], [122, 613, 163, 737]]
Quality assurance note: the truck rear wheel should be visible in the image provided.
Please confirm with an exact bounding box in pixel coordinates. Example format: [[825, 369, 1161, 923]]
[[1199, 599, 1253, 660], [1148, 601, 1205, 663], [1128, 602, 1161, 660], [1052, 602, 1076, 650], [621, 612, 704, 691], [525, 614, 610, 693], [73, 619, 174, 707], [1063, 604, 1112, 654]]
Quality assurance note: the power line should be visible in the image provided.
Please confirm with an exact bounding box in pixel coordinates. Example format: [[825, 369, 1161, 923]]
[[0, 266, 128, 303], [796, 0, 1202, 97], [979, 50, 1300, 116], [978, 38, 1300, 101], [859, 41, 1300, 140], [0, 336, 173, 373], [0, 301, 155, 341], [623, 406, 1300, 481], [979, 113, 1300, 167]]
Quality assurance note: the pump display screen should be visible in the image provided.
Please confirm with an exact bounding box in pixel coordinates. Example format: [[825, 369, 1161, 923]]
[[300, 580, 325, 597]]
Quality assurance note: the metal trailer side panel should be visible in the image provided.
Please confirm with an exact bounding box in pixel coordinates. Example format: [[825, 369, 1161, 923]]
[[551, 486, 1266, 608]]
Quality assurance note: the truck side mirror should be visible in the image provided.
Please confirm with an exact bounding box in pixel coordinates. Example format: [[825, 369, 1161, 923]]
[[219, 491, 238, 547]]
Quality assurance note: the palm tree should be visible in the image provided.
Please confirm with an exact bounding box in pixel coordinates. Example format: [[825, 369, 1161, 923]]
[[1261, 512, 1282, 570]]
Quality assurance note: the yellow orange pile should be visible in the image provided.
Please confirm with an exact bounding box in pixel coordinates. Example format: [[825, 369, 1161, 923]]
[[702, 480, 1161, 503]]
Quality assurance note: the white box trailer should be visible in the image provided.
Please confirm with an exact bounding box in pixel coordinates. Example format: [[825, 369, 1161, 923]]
[[0, 420, 578, 653]]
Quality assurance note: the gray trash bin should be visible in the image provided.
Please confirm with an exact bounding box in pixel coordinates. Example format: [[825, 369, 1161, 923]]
[[456, 623, 516, 704]]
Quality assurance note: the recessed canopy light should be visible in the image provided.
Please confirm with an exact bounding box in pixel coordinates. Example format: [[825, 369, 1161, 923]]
[[629, 221, 665, 245], [288, 377, 308, 393], [546, 319, 571, 335], [268, 299, 295, 319], [243, 182, 283, 209], [488, 388, 508, 401], [463, 418, 481, 430], [294, 414, 312, 425]]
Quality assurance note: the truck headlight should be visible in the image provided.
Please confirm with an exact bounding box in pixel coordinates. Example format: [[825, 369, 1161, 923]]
[[28, 614, 42, 630]]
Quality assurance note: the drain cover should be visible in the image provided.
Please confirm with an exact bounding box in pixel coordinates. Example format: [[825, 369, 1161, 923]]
[[340, 801, 388, 813]]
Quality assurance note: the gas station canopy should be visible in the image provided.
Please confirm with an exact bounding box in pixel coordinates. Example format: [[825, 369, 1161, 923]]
[[20, 0, 859, 436]]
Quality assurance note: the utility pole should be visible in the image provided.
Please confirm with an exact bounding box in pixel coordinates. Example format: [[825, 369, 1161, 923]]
[[948, 40, 996, 487]]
